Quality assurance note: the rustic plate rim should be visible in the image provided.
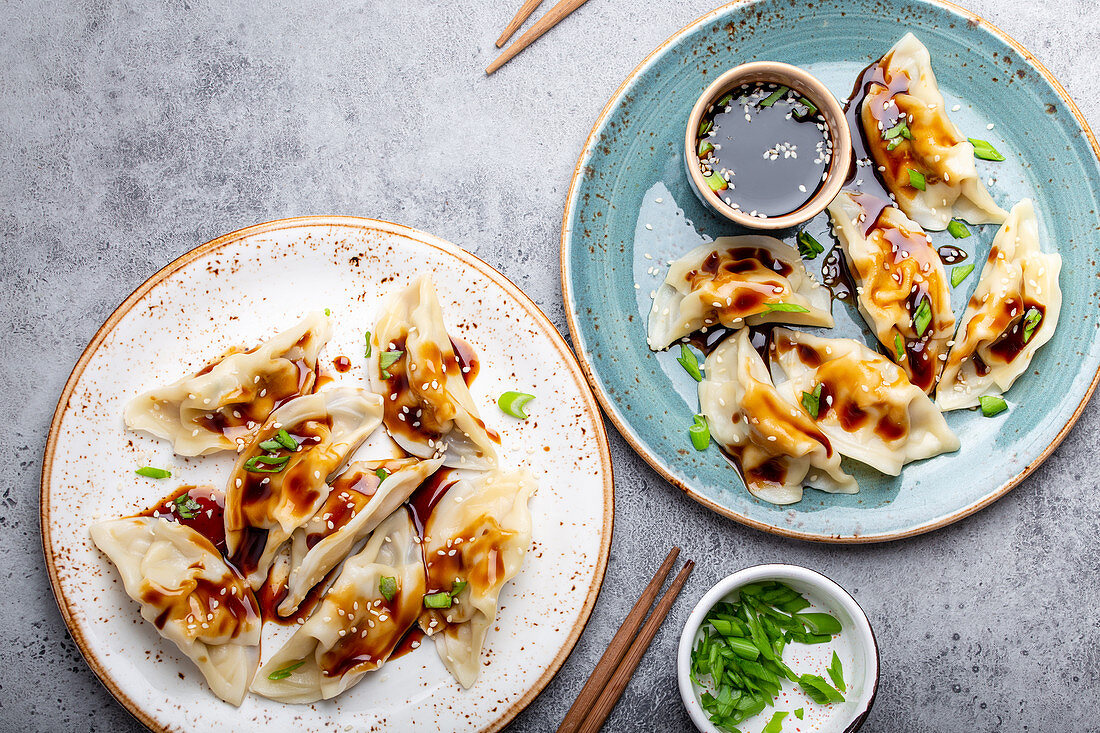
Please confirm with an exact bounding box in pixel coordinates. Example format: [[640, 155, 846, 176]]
[[559, 0, 1100, 543], [41, 215, 616, 732]]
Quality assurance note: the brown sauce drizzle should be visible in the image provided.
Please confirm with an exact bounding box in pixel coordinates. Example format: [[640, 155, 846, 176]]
[[988, 303, 1046, 365], [821, 246, 857, 302], [333, 355, 352, 373], [843, 59, 901, 201], [389, 627, 426, 660], [194, 358, 316, 441], [140, 485, 227, 555], [450, 337, 480, 386], [408, 469, 458, 538], [229, 526, 269, 580], [255, 564, 333, 625], [143, 576, 258, 635], [937, 245, 968, 265]]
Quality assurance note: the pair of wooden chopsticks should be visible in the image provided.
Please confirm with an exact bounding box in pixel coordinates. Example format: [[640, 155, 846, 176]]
[[486, 0, 594, 75], [557, 547, 694, 733]]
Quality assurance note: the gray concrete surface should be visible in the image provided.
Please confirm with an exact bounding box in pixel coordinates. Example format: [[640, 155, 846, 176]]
[[3, 0, 1099, 731]]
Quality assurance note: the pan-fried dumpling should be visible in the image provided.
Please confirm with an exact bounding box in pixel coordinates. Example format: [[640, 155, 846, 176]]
[[647, 237, 834, 351], [769, 328, 959, 475], [224, 387, 384, 589], [936, 200, 1061, 410], [278, 455, 444, 616], [369, 277, 499, 470], [90, 517, 261, 706], [251, 508, 424, 703], [828, 191, 955, 393], [418, 469, 534, 688], [699, 329, 856, 505], [860, 33, 1006, 231], [125, 312, 333, 456]]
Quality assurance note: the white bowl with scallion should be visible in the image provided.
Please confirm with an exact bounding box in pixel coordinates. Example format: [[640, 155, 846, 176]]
[[677, 564, 878, 733]]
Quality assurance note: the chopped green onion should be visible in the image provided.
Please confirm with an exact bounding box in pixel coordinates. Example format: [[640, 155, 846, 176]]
[[423, 591, 453, 609], [947, 220, 971, 239], [894, 332, 906, 362], [796, 612, 843, 636], [913, 296, 932, 336], [801, 383, 823, 420], [375, 467, 390, 482], [678, 344, 703, 382], [716, 93, 735, 108], [794, 708, 804, 720], [364, 331, 372, 358], [799, 673, 845, 704], [173, 494, 200, 520], [378, 576, 397, 601], [705, 172, 728, 192], [762, 302, 810, 314], [498, 391, 535, 419], [379, 350, 403, 379], [324, 308, 331, 316], [1022, 308, 1043, 343], [243, 455, 290, 473], [451, 580, 468, 596], [883, 120, 913, 141], [951, 264, 975, 287], [135, 466, 171, 479], [258, 439, 283, 451], [979, 395, 1008, 417], [798, 96, 818, 116], [796, 231, 825, 260], [968, 137, 1006, 162], [908, 168, 926, 191], [698, 140, 715, 157], [699, 118, 713, 137], [267, 660, 306, 681], [760, 86, 788, 107], [273, 429, 299, 451], [762, 711, 788, 733], [828, 650, 846, 692], [690, 415, 710, 451]]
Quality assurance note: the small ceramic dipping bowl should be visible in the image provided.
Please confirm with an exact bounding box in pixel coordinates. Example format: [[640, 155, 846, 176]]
[[677, 564, 878, 732], [685, 62, 852, 230]]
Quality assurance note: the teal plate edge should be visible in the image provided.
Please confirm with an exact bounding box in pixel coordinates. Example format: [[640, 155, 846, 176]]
[[560, 0, 1100, 543]]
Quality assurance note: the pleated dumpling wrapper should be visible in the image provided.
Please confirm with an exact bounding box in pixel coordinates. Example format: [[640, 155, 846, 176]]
[[828, 191, 955, 393], [699, 328, 857, 505], [860, 32, 1006, 231], [369, 276, 499, 470], [418, 468, 534, 688], [251, 508, 425, 703], [125, 312, 333, 456], [90, 517, 262, 706], [936, 199, 1062, 410], [224, 387, 384, 590], [278, 455, 444, 617], [769, 328, 959, 476], [647, 237, 833, 351]]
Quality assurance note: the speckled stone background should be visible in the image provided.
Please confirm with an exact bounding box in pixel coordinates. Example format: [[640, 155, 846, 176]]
[[2, 1, 1099, 731]]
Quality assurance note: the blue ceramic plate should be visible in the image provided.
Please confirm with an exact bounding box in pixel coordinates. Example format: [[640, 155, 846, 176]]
[[561, 0, 1100, 542]]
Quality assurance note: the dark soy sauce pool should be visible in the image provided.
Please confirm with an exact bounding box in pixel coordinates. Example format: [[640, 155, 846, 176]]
[[696, 82, 832, 219]]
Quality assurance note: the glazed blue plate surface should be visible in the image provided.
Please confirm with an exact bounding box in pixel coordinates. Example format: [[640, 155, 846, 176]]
[[561, 0, 1100, 541]]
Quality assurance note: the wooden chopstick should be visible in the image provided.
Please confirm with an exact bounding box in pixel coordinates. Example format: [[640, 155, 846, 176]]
[[485, 0, 594, 75], [495, 0, 544, 48], [574, 560, 695, 733], [556, 547, 682, 733]]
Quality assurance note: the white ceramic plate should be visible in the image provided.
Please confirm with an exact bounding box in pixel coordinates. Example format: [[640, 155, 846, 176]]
[[42, 217, 614, 732]]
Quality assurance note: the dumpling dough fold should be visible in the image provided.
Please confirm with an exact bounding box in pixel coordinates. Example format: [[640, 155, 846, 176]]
[[90, 517, 262, 706], [125, 312, 332, 456]]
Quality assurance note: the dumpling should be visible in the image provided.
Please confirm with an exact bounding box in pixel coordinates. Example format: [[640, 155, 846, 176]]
[[769, 328, 959, 475], [250, 508, 424, 703], [90, 517, 261, 706], [698, 328, 856, 505], [369, 276, 498, 469], [124, 312, 332, 456], [224, 387, 384, 590], [936, 200, 1061, 410], [828, 191, 955, 393], [647, 237, 834, 351], [860, 33, 1006, 230], [418, 469, 534, 688], [278, 455, 444, 617]]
